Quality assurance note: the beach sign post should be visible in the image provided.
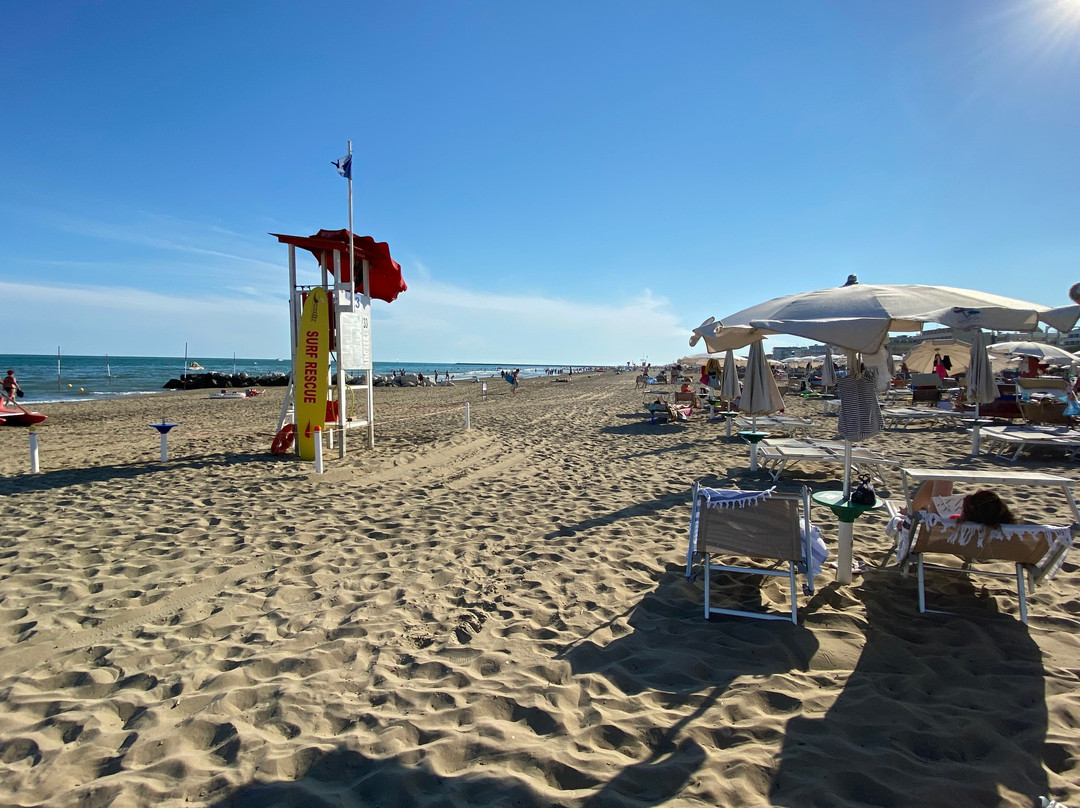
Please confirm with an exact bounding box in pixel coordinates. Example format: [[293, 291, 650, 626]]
[[313, 425, 324, 473], [28, 426, 40, 474], [150, 419, 178, 462]]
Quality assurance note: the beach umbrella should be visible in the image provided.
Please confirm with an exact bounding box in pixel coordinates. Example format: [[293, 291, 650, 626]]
[[819, 346, 837, 414], [720, 349, 741, 405], [820, 346, 837, 388], [677, 352, 747, 367], [676, 353, 713, 367], [691, 284, 1080, 356], [901, 338, 972, 375], [986, 341, 1080, 365], [739, 341, 785, 471], [966, 330, 998, 456], [740, 341, 785, 417]]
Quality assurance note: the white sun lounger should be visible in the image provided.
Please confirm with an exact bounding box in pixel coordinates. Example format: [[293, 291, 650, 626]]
[[758, 438, 897, 483], [733, 415, 816, 437], [979, 425, 1080, 461], [881, 406, 962, 430]]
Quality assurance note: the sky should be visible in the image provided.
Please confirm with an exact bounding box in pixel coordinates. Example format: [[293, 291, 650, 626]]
[[3, 0, 1079, 365]]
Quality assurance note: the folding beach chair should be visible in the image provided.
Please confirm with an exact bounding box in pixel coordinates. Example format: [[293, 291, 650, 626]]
[[685, 483, 823, 624], [892, 474, 1080, 624]]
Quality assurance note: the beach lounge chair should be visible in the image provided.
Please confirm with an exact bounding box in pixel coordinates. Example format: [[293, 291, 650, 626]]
[[954, 382, 1023, 421], [684, 483, 824, 624], [910, 373, 943, 406], [979, 424, 1080, 461], [757, 438, 897, 483], [1019, 400, 1071, 426], [881, 406, 962, 430], [891, 468, 1080, 624], [673, 390, 699, 410], [1016, 377, 1070, 425], [733, 415, 815, 437]]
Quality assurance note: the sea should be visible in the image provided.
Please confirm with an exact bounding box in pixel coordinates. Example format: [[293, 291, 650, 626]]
[[0, 354, 582, 405]]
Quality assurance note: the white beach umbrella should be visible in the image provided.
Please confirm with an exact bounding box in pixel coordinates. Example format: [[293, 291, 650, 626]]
[[966, 330, 998, 456], [676, 353, 714, 367], [677, 352, 747, 368], [720, 349, 741, 405], [739, 340, 785, 471], [739, 341, 785, 418], [966, 332, 998, 406], [820, 346, 837, 388], [987, 341, 1080, 365], [691, 284, 1080, 356]]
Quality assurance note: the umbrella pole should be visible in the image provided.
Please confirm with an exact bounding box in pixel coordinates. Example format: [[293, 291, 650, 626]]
[[971, 403, 981, 457], [842, 439, 852, 499], [749, 414, 759, 471]]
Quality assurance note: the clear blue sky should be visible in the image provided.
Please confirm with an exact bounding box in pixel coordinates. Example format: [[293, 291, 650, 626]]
[[3, 1, 1078, 365]]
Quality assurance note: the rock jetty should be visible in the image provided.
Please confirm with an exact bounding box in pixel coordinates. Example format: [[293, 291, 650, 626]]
[[163, 371, 289, 390]]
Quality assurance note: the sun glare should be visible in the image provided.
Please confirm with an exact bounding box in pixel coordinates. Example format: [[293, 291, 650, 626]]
[[1032, 0, 1080, 57]]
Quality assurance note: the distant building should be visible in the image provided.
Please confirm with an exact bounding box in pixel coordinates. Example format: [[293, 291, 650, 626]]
[[770, 344, 828, 360]]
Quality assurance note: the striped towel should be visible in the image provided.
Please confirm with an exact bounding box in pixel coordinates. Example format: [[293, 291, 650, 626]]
[[837, 375, 884, 440], [700, 487, 777, 509]]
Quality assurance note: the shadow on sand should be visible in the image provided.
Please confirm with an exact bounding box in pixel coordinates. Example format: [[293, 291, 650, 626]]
[[0, 452, 279, 495], [770, 572, 1051, 807]]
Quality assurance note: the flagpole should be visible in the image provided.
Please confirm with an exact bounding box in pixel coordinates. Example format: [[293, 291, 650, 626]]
[[339, 140, 354, 457], [347, 140, 354, 289]]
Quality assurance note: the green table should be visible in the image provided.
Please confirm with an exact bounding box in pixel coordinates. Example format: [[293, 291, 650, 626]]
[[738, 430, 770, 471], [811, 490, 883, 584]]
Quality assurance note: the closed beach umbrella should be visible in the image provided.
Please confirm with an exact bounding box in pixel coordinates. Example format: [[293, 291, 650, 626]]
[[820, 346, 837, 388], [740, 341, 785, 418], [819, 346, 837, 414], [720, 349, 741, 405], [739, 340, 784, 471], [966, 330, 998, 456], [966, 332, 998, 406]]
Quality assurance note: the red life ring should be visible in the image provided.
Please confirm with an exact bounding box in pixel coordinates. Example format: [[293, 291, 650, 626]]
[[270, 424, 295, 455]]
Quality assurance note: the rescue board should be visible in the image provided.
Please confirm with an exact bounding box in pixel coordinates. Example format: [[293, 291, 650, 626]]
[[295, 287, 330, 460]]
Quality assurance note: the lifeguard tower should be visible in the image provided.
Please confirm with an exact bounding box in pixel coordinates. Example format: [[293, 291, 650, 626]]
[[271, 229, 406, 456]]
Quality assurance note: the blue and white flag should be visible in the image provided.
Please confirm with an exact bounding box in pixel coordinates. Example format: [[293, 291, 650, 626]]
[[332, 154, 352, 180]]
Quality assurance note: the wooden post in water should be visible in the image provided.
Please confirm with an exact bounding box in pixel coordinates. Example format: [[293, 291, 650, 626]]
[[57, 346, 61, 391]]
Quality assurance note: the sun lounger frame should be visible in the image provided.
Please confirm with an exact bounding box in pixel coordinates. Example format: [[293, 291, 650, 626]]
[[757, 438, 896, 483], [978, 425, 1080, 461]]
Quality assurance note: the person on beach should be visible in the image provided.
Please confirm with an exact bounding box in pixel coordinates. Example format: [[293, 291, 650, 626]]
[[2, 370, 20, 405]]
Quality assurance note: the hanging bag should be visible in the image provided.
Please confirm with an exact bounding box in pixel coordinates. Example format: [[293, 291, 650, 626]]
[[850, 474, 876, 506]]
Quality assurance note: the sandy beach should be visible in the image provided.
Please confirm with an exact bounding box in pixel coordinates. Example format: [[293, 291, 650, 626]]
[[1, 372, 1078, 807]]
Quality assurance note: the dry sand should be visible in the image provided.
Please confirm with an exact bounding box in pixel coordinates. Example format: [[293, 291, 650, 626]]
[[0, 373, 1078, 807]]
